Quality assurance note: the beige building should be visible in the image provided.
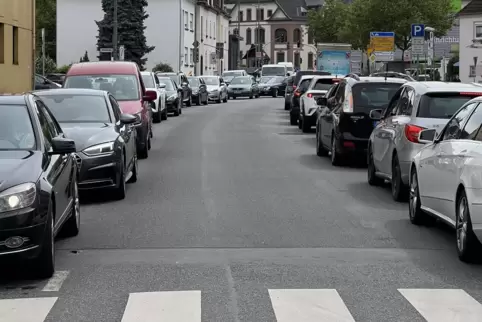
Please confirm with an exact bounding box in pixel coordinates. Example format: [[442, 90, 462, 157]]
[[0, 0, 35, 93]]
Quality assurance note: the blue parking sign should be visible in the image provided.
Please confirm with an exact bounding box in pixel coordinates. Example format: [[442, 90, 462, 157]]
[[411, 24, 425, 37]]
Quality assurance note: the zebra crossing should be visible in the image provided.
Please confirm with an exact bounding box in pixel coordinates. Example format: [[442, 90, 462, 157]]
[[1, 287, 482, 321]]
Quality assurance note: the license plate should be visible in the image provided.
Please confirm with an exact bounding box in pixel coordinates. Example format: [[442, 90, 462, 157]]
[[373, 121, 379, 127], [234, 90, 242, 94]]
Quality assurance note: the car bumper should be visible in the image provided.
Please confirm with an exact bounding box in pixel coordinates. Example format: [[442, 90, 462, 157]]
[[336, 134, 369, 156], [76, 152, 121, 190], [166, 100, 178, 112], [228, 90, 251, 97], [302, 113, 317, 126], [208, 92, 221, 100]]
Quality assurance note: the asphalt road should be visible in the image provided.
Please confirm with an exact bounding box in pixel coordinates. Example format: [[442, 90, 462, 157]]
[[2, 97, 482, 322]]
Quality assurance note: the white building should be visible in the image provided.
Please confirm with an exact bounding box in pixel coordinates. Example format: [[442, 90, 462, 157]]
[[195, 0, 230, 75], [458, 0, 482, 83], [56, 0, 197, 73]]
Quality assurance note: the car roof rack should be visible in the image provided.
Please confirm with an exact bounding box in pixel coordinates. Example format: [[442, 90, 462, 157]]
[[345, 73, 360, 81]]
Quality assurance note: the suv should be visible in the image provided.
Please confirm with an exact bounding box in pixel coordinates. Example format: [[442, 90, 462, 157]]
[[156, 72, 192, 106], [368, 82, 482, 201], [315, 75, 406, 166], [284, 75, 295, 110]]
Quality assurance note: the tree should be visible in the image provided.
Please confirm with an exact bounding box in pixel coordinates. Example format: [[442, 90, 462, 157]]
[[307, 0, 349, 44], [96, 0, 154, 69], [82, 51, 90, 62], [36, 0, 56, 60], [152, 62, 173, 73]]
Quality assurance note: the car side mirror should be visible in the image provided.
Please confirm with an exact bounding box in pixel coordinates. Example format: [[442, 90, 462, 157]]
[[143, 90, 157, 101], [50, 137, 76, 155], [316, 97, 327, 106], [369, 109, 383, 120], [158, 84, 166, 89], [120, 113, 137, 124], [419, 128, 437, 144]]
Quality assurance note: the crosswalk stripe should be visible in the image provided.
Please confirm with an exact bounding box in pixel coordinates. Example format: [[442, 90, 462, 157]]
[[268, 289, 355, 322], [399, 289, 482, 322], [0, 297, 58, 322], [120, 291, 201, 322]]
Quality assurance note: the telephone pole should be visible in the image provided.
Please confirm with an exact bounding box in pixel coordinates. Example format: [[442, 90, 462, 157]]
[[112, 0, 118, 60], [256, 0, 261, 68]]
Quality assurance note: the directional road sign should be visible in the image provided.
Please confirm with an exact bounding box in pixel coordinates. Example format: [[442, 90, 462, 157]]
[[370, 32, 395, 52], [411, 24, 425, 38], [411, 37, 424, 55], [100, 48, 113, 53]]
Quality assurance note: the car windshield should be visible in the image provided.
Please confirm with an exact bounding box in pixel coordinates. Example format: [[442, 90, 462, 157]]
[[188, 77, 200, 87], [268, 77, 285, 84], [142, 74, 155, 88], [38, 94, 110, 123], [203, 77, 219, 85], [313, 79, 337, 91], [223, 71, 243, 77], [352, 83, 402, 111], [0, 104, 35, 150], [158, 78, 175, 91], [417, 94, 477, 119], [230, 77, 251, 85], [64, 75, 140, 101], [260, 76, 273, 83], [262, 67, 286, 76]]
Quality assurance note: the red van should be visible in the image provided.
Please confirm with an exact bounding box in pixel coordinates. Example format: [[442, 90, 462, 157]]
[[63, 61, 156, 158]]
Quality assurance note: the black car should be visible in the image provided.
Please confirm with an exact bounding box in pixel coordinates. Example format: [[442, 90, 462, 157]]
[[156, 72, 192, 106], [315, 75, 405, 165], [257, 76, 287, 97], [0, 94, 78, 278], [46, 73, 66, 85], [36, 89, 138, 200], [187, 76, 209, 105], [35, 74, 61, 90], [158, 77, 182, 116]]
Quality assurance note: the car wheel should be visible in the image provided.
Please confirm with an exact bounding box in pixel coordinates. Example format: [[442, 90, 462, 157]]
[[61, 179, 80, 237], [196, 97, 201, 106], [391, 154, 408, 202], [298, 116, 303, 129], [272, 89, 278, 98], [367, 146, 383, 186], [249, 92, 253, 99], [127, 155, 138, 184], [161, 109, 168, 120], [331, 136, 341, 166], [186, 96, 192, 107], [223, 93, 228, 103], [456, 189, 482, 262], [316, 127, 328, 156], [290, 113, 297, 125], [302, 117, 310, 133], [138, 131, 149, 159], [256, 93, 260, 98], [113, 159, 126, 200], [408, 169, 434, 226], [33, 199, 55, 278], [284, 102, 290, 110], [152, 111, 161, 123]]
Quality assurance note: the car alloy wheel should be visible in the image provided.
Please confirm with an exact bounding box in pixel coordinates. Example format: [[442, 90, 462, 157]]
[[457, 195, 468, 254], [409, 173, 418, 221], [74, 183, 80, 228]]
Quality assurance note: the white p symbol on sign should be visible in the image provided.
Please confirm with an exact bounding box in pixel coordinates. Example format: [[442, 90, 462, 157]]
[[414, 26, 422, 35]]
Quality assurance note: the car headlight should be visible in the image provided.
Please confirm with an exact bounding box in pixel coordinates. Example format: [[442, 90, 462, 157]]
[[83, 142, 115, 156], [0, 183, 36, 213], [167, 94, 177, 101], [210, 89, 219, 93]]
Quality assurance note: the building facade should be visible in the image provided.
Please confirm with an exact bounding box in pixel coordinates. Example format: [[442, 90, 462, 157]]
[[458, 0, 481, 83], [0, 0, 35, 93], [57, 0, 198, 73]]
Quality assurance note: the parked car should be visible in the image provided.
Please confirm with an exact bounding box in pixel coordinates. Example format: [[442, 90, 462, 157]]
[[227, 76, 260, 99], [141, 71, 167, 123], [35, 88, 139, 199], [156, 72, 192, 106], [45, 73, 66, 85], [222, 70, 248, 85], [299, 75, 342, 132], [284, 75, 295, 110], [35, 74, 61, 90], [202, 76, 228, 103], [369, 71, 415, 81], [158, 77, 183, 116], [368, 82, 482, 201], [63, 61, 156, 159], [257, 76, 288, 97], [187, 76, 208, 105], [0, 94, 78, 278], [409, 96, 482, 262], [315, 75, 406, 165]]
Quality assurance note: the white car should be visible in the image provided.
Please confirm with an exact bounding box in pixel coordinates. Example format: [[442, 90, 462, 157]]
[[409, 95, 482, 262], [141, 71, 167, 123]]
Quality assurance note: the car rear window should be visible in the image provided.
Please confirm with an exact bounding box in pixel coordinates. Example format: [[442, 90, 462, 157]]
[[294, 71, 331, 86], [352, 83, 402, 112], [298, 79, 313, 91], [417, 93, 481, 119], [313, 79, 338, 91]]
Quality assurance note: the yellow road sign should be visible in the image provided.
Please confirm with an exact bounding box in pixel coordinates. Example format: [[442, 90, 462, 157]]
[[369, 54, 376, 63], [371, 36, 394, 52], [367, 46, 375, 56]]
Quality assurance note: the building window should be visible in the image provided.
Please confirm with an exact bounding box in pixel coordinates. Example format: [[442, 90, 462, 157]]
[[308, 30, 314, 44], [190, 48, 194, 64], [470, 65, 476, 77], [0, 23, 4, 64], [275, 28, 287, 43], [257, 8, 264, 20], [276, 52, 285, 63], [475, 23, 482, 39], [201, 16, 204, 36], [246, 28, 252, 44], [247, 9, 252, 21], [293, 28, 301, 44], [267, 9, 272, 18], [184, 47, 188, 65], [308, 52, 314, 69], [190, 13, 194, 31], [239, 10, 243, 21], [254, 28, 265, 44], [12, 26, 18, 65], [294, 52, 300, 68], [184, 11, 188, 29], [233, 28, 239, 36]]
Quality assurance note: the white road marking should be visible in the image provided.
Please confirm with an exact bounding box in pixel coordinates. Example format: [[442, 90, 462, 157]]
[[0, 297, 57, 322], [41, 270, 69, 292], [121, 291, 201, 322], [269, 289, 355, 322], [399, 288, 482, 322]]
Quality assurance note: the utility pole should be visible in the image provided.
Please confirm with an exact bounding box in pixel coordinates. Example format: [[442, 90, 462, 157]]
[[41, 28, 45, 75], [237, 0, 241, 69], [113, 0, 118, 60], [256, 0, 261, 68]]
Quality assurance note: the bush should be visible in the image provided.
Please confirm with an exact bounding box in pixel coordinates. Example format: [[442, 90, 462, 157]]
[[152, 62, 173, 73], [56, 64, 71, 74], [35, 55, 57, 74]]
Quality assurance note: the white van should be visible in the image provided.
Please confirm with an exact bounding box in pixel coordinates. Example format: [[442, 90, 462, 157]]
[[277, 62, 294, 76], [261, 64, 288, 77], [222, 70, 248, 84]]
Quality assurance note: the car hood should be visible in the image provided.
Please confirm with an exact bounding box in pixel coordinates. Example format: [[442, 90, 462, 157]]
[[206, 85, 220, 91], [61, 123, 118, 152], [118, 100, 143, 114], [165, 90, 177, 97], [229, 84, 251, 89], [190, 86, 199, 91], [0, 150, 43, 192]]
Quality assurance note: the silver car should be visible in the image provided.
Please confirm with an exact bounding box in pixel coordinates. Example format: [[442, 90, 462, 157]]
[[202, 76, 228, 103], [368, 82, 482, 201]]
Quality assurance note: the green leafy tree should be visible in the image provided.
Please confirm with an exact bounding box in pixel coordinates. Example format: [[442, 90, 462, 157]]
[[96, 0, 154, 69], [307, 0, 349, 44], [35, 55, 57, 74], [36, 0, 56, 60], [152, 62, 173, 73], [339, 0, 374, 50]]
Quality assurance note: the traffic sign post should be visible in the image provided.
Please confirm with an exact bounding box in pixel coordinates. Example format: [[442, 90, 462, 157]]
[[119, 45, 125, 61], [370, 31, 395, 62]]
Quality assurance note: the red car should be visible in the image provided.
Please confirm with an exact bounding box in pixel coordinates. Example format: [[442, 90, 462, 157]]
[[63, 61, 157, 158]]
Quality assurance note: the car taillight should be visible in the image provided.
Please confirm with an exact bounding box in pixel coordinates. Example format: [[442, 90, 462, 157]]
[[342, 92, 353, 113], [404, 124, 425, 143], [460, 92, 482, 97], [307, 93, 313, 98], [294, 90, 301, 96]]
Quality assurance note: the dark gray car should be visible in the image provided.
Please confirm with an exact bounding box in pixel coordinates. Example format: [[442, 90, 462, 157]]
[[227, 76, 260, 99], [35, 88, 138, 200]]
